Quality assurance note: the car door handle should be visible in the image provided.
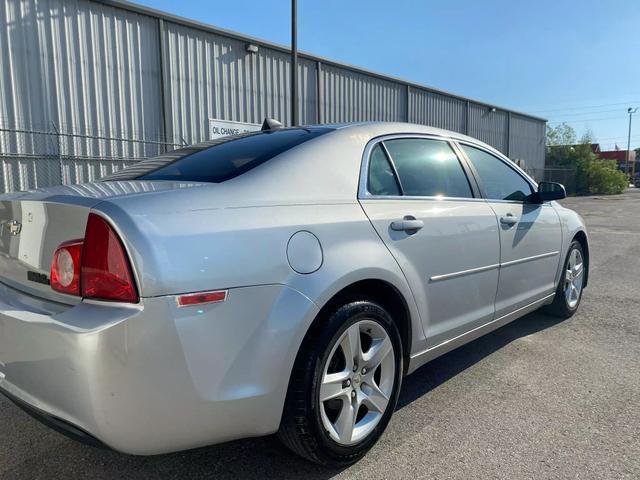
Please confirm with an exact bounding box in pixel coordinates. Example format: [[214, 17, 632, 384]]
[[390, 217, 424, 232], [500, 214, 519, 226]]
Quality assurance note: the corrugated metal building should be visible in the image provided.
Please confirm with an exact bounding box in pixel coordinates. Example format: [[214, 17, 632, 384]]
[[0, 0, 547, 193]]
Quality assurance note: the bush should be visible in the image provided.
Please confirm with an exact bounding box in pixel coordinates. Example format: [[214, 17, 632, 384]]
[[576, 158, 628, 195], [546, 124, 628, 196]]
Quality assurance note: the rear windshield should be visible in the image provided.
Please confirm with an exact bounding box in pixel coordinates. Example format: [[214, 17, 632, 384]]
[[102, 127, 332, 183]]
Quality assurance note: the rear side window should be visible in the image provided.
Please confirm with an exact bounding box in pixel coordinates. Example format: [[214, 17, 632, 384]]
[[381, 138, 473, 198], [460, 144, 533, 201], [103, 128, 332, 183]]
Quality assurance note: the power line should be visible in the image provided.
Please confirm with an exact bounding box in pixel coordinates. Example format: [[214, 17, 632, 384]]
[[599, 145, 640, 151], [594, 136, 640, 143], [526, 100, 640, 114], [546, 108, 633, 119], [548, 115, 628, 124]]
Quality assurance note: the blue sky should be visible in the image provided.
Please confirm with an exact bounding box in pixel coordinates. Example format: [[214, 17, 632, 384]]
[[138, 0, 640, 150]]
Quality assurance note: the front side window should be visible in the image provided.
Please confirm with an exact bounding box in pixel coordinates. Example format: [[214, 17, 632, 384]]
[[380, 138, 473, 198], [460, 144, 533, 201]]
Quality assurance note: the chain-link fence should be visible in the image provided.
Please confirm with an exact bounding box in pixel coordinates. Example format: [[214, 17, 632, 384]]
[[0, 123, 184, 193], [1, 123, 578, 197], [530, 167, 577, 195]]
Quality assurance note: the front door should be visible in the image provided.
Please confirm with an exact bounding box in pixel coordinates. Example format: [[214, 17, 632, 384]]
[[458, 143, 563, 318], [359, 137, 500, 348]]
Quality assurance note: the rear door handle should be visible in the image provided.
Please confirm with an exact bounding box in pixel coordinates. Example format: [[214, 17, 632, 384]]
[[500, 214, 519, 226], [390, 217, 424, 232]]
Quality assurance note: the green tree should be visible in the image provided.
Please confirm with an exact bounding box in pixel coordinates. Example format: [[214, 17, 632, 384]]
[[546, 122, 577, 146], [546, 123, 587, 168], [546, 124, 628, 195]]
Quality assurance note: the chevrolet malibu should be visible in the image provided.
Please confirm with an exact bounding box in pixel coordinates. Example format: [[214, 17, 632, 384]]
[[0, 122, 588, 466]]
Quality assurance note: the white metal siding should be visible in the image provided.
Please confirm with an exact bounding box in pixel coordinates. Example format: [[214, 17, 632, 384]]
[[164, 22, 317, 144], [0, 0, 163, 158], [320, 65, 407, 123], [468, 102, 509, 153], [0, 0, 167, 191], [509, 113, 546, 172], [409, 89, 467, 134]]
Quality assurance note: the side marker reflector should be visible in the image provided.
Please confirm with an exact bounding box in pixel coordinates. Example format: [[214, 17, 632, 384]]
[[177, 290, 228, 307]]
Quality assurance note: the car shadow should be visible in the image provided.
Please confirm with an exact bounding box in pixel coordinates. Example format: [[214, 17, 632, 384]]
[[2, 311, 565, 480]]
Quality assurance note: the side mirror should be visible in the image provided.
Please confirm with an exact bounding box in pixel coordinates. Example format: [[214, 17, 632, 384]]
[[533, 181, 566, 202]]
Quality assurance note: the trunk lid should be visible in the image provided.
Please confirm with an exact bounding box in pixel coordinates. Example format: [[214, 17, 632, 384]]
[[0, 180, 200, 303]]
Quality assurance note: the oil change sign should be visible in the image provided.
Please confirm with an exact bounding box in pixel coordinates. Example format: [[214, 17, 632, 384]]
[[208, 118, 261, 139]]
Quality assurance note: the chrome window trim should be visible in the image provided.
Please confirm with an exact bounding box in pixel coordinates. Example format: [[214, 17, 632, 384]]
[[358, 133, 477, 201], [481, 199, 554, 207], [360, 195, 487, 203]]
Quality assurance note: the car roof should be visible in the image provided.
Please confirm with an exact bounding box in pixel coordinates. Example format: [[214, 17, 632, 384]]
[[319, 121, 480, 143]]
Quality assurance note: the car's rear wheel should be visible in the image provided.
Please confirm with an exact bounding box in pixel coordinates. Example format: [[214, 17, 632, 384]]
[[278, 300, 403, 466], [546, 240, 586, 318]]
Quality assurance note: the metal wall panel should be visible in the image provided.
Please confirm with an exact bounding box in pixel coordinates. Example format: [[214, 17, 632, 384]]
[[320, 65, 407, 123], [509, 113, 546, 173], [61, 158, 138, 185], [1, 157, 58, 192], [0, 0, 163, 159], [468, 102, 509, 153], [164, 22, 317, 144], [1, 156, 136, 192], [409, 88, 467, 133]]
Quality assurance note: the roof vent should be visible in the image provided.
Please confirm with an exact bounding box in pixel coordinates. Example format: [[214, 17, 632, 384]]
[[261, 118, 283, 132]]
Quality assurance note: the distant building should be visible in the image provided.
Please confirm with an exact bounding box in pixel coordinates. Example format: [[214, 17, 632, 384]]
[[598, 149, 638, 174]]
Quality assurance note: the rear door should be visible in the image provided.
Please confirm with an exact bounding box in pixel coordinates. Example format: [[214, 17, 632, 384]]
[[359, 136, 500, 348], [457, 143, 562, 318]]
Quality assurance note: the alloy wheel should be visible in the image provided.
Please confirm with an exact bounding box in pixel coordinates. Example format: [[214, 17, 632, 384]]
[[319, 319, 395, 446], [564, 248, 584, 309]]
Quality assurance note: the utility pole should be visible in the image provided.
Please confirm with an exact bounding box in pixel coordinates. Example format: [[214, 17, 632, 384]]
[[291, 0, 298, 127], [628, 107, 638, 179]]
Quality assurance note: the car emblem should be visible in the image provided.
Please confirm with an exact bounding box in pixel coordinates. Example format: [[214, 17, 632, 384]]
[[5, 220, 22, 236]]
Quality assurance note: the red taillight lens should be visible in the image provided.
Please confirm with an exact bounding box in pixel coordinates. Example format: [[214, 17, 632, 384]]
[[80, 213, 139, 303], [51, 240, 83, 295]]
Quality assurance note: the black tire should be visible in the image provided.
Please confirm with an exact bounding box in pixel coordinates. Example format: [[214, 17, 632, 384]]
[[545, 240, 586, 318], [278, 300, 403, 467]]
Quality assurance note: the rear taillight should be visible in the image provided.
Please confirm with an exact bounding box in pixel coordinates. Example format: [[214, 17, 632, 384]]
[[50, 213, 138, 303], [81, 213, 138, 303], [51, 240, 83, 295]]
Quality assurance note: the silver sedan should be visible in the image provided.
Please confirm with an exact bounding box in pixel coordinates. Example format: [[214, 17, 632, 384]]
[[0, 122, 588, 466]]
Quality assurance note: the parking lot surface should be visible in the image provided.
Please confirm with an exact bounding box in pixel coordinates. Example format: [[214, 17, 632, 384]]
[[1, 191, 639, 479]]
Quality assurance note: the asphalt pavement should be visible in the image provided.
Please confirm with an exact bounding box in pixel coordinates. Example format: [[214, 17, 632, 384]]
[[1, 191, 639, 479]]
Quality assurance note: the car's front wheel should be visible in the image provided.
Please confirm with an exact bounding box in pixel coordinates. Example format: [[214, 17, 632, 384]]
[[278, 300, 403, 466], [546, 240, 586, 318]]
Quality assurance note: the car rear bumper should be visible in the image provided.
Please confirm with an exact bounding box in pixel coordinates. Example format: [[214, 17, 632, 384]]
[[0, 386, 108, 449], [0, 281, 319, 454]]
